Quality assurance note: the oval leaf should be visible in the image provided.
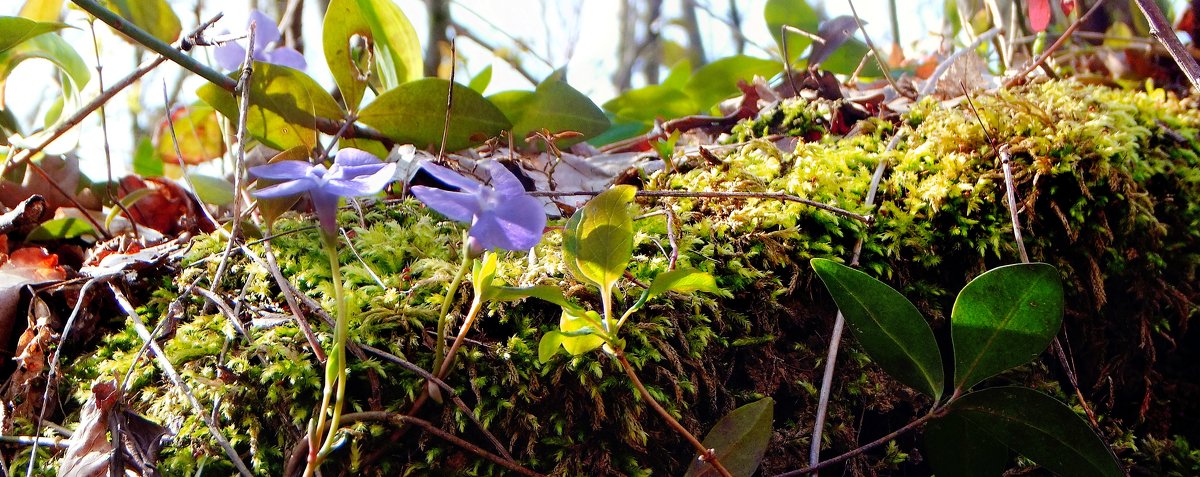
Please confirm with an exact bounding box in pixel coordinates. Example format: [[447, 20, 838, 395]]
[[647, 268, 729, 299], [323, 0, 372, 111], [27, 218, 97, 242], [684, 398, 774, 477], [561, 185, 636, 296], [558, 308, 605, 356], [508, 70, 610, 146], [189, 174, 235, 207], [810, 258, 944, 399], [764, 0, 820, 62], [102, 0, 181, 43], [948, 386, 1123, 477], [952, 263, 1064, 392], [0, 16, 66, 54], [923, 412, 1010, 477], [602, 84, 697, 124], [154, 103, 225, 166], [358, 78, 511, 151], [683, 55, 780, 112], [355, 0, 423, 90], [197, 63, 341, 150]]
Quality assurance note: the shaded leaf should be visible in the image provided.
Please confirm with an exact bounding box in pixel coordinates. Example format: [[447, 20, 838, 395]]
[[562, 185, 636, 297], [189, 174, 235, 206], [154, 103, 225, 166], [810, 258, 944, 399], [684, 55, 780, 112], [764, 0, 820, 62], [820, 38, 883, 76], [602, 85, 697, 124], [684, 398, 774, 477], [355, 0, 423, 90], [197, 62, 341, 150], [323, 0, 372, 111], [469, 64, 493, 93], [538, 330, 565, 363], [0, 16, 66, 54], [924, 412, 1010, 477], [26, 217, 97, 241], [507, 71, 610, 146], [102, 0, 181, 43], [557, 308, 605, 356], [132, 137, 163, 177], [948, 386, 1123, 477], [358, 78, 511, 151], [647, 268, 729, 299], [952, 263, 1064, 392]]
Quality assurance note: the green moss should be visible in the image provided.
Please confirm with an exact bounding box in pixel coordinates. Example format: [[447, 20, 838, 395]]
[[43, 80, 1200, 475]]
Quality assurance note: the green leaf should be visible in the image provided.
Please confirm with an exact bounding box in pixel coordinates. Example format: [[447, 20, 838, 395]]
[[684, 398, 774, 477], [323, 0, 372, 111], [557, 308, 605, 356], [923, 412, 1010, 477], [647, 268, 729, 300], [506, 70, 610, 146], [764, 0, 820, 62], [661, 59, 692, 90], [948, 387, 1123, 477], [357, 78, 511, 151], [820, 38, 883, 76], [154, 103, 225, 166], [1, 32, 90, 153], [952, 263, 1064, 392], [27, 217, 97, 241], [19, 0, 64, 22], [189, 174, 235, 207], [469, 65, 493, 93], [538, 331, 566, 363], [102, 0, 181, 43], [197, 63, 341, 151], [602, 85, 697, 124], [255, 146, 309, 226], [810, 258, 944, 399], [561, 185, 636, 296], [131, 137, 162, 177], [0, 16, 66, 54], [683, 55, 780, 112], [490, 285, 582, 313], [587, 120, 650, 147], [355, 0, 423, 90], [105, 188, 153, 231]]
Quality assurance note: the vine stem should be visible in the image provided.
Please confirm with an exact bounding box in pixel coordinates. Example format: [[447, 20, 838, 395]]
[[432, 234, 473, 376], [613, 350, 734, 477]]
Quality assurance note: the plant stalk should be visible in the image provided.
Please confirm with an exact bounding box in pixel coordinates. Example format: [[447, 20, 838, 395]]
[[304, 233, 351, 476]]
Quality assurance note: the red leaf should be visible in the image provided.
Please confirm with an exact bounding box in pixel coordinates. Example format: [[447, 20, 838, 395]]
[[1029, 0, 1052, 32], [1060, 0, 1076, 16]]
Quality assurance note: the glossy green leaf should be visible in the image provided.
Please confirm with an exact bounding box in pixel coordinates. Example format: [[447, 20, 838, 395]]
[[602, 85, 697, 124], [561, 185, 636, 296], [810, 258, 944, 399], [189, 174, 234, 206], [27, 218, 97, 241], [490, 285, 582, 313], [684, 398, 774, 477], [923, 412, 1010, 477], [820, 38, 883, 76], [538, 331, 565, 363], [323, 0, 372, 111], [256, 146, 309, 225], [154, 103, 225, 166], [355, 0, 423, 90], [357, 78, 511, 151], [683, 55, 779, 112], [952, 263, 1064, 392], [469, 65, 493, 93], [506, 71, 610, 146], [948, 387, 1123, 477], [764, 0, 820, 62], [587, 120, 649, 147], [0, 16, 66, 54], [1, 33, 90, 154], [103, 0, 181, 43], [647, 268, 729, 300], [558, 308, 605, 356], [197, 63, 341, 150]]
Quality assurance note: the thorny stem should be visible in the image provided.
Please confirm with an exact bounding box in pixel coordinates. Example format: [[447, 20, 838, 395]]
[[614, 351, 734, 477], [304, 233, 351, 476], [432, 233, 473, 376], [531, 190, 872, 224]]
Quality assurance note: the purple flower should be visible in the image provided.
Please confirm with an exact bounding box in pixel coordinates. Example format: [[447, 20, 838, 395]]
[[214, 10, 307, 71], [250, 149, 396, 235], [412, 161, 547, 251]]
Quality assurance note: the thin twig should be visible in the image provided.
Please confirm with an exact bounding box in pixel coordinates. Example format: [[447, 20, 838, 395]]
[[437, 38, 457, 162], [262, 236, 327, 362], [1132, 0, 1200, 92], [108, 284, 254, 476], [86, 18, 138, 241], [211, 22, 256, 290], [778, 409, 941, 477], [1003, 0, 1106, 88], [846, 0, 901, 94], [530, 190, 872, 224], [161, 82, 223, 231], [808, 131, 905, 473]]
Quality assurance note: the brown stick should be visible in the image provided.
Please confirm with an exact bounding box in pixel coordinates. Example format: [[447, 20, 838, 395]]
[[1132, 0, 1200, 92], [1003, 0, 1106, 88]]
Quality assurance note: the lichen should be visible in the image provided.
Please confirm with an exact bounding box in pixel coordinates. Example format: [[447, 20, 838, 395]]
[[42, 79, 1200, 475]]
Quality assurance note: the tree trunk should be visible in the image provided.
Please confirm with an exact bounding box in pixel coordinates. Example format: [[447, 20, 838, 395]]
[[680, 0, 707, 67], [641, 0, 663, 85], [424, 0, 451, 77]]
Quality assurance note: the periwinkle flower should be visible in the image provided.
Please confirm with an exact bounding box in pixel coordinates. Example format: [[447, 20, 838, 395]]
[[214, 10, 307, 71], [412, 161, 547, 252], [250, 149, 396, 234]]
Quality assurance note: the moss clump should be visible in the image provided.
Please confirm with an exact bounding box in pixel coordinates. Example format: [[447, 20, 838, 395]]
[[44, 79, 1200, 475]]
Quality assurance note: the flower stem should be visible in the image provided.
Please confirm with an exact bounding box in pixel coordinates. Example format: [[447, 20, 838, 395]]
[[303, 232, 351, 476], [436, 296, 484, 378], [432, 233, 472, 376], [614, 350, 734, 477]]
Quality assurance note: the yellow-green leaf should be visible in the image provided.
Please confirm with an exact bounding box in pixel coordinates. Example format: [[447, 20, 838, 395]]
[[197, 63, 341, 151], [357, 78, 511, 151], [355, 0, 422, 90]]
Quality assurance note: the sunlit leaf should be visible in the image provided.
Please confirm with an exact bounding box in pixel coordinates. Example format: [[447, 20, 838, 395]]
[[647, 268, 729, 300], [197, 62, 341, 150], [684, 398, 774, 477], [469, 64, 493, 93], [538, 331, 565, 363], [952, 263, 1064, 392], [556, 308, 605, 356], [683, 55, 779, 112], [948, 387, 1123, 477], [764, 0, 820, 62], [0, 16, 66, 54], [1, 33, 90, 154], [562, 185, 636, 297], [810, 258, 944, 399], [506, 70, 610, 146], [355, 0, 423, 90], [323, 0, 372, 111], [189, 174, 234, 207], [489, 285, 583, 313], [102, 0, 181, 43], [19, 0, 64, 22], [662, 59, 692, 90], [603, 85, 697, 124], [154, 103, 225, 166], [27, 218, 97, 241], [358, 78, 510, 151]]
